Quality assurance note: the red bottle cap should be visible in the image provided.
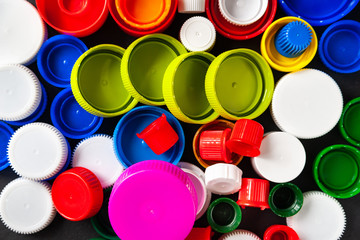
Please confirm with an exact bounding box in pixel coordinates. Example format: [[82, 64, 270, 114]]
[[185, 226, 213, 240], [51, 167, 103, 221], [137, 113, 179, 155], [237, 178, 270, 210], [199, 128, 232, 163], [263, 225, 299, 240], [226, 119, 264, 157]]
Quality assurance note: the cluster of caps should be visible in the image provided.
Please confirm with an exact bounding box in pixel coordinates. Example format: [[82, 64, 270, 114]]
[[0, 0, 360, 239]]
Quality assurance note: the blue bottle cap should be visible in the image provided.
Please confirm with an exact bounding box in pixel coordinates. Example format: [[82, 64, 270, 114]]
[[113, 106, 185, 168], [0, 121, 13, 171], [37, 35, 88, 88], [51, 87, 103, 139], [279, 0, 359, 26], [319, 20, 360, 73], [275, 21, 312, 58]]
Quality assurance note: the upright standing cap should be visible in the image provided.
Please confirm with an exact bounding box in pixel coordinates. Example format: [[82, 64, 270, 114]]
[[339, 97, 360, 146], [237, 178, 270, 210], [178, 0, 205, 13], [263, 225, 299, 240], [268, 183, 303, 217], [219, 229, 261, 240], [199, 128, 232, 163], [52, 167, 103, 221], [185, 226, 212, 240], [0, 122, 13, 171]]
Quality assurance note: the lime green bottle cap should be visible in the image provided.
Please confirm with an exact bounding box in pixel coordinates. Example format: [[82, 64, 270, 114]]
[[313, 144, 360, 198], [121, 34, 187, 106], [339, 97, 360, 147], [268, 183, 303, 217], [163, 51, 219, 124], [205, 48, 274, 120], [71, 44, 138, 117]]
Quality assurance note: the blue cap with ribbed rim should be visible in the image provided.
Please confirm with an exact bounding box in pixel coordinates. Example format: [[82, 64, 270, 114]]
[[0, 121, 13, 171]]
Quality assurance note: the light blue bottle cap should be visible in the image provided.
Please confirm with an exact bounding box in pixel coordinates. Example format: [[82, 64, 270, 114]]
[[0, 121, 14, 171], [113, 106, 185, 168]]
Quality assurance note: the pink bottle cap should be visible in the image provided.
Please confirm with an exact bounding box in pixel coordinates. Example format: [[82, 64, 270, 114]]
[[137, 113, 179, 155], [237, 178, 270, 210], [199, 128, 232, 163], [109, 160, 197, 240]]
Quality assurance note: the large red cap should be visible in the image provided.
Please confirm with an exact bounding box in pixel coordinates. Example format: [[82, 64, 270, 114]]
[[263, 225, 299, 240], [185, 226, 213, 240], [237, 178, 270, 210], [51, 167, 103, 221], [199, 128, 232, 163]]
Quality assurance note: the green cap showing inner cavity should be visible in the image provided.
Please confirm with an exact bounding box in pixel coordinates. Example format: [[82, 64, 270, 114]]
[[269, 182, 303, 217], [339, 97, 360, 147]]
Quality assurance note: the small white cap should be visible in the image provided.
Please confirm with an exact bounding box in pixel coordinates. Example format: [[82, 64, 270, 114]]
[[180, 16, 216, 52], [218, 0, 268, 26], [0, 0, 46, 65], [178, 0, 205, 13], [251, 131, 306, 183], [271, 69, 343, 139], [205, 163, 242, 195], [287, 191, 346, 240], [219, 229, 261, 240], [8, 123, 68, 180], [0, 65, 42, 121], [72, 135, 125, 189], [0, 178, 56, 234], [177, 162, 211, 220]]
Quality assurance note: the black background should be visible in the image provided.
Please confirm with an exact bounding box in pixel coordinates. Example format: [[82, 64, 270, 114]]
[[1, 0, 360, 239]]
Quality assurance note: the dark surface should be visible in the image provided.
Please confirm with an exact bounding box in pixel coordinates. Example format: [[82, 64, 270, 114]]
[[1, 0, 360, 239]]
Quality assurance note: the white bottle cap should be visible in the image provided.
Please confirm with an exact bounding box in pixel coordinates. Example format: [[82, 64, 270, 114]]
[[287, 191, 346, 240], [271, 69, 343, 139], [177, 162, 211, 220], [251, 131, 306, 183], [0, 0, 46, 65], [205, 163, 242, 195], [8, 123, 68, 180], [218, 0, 268, 26], [180, 16, 216, 52], [0, 178, 56, 234], [72, 134, 125, 189], [219, 229, 261, 240], [0, 65, 42, 122], [178, 0, 205, 13]]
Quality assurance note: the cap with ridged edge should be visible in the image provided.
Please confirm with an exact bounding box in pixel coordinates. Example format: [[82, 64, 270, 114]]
[[72, 134, 125, 189], [237, 178, 270, 210], [271, 69, 343, 139], [0, 65, 42, 122], [163, 51, 218, 124], [263, 225, 299, 240], [286, 191, 346, 240], [268, 183, 303, 217], [178, 0, 205, 13], [0, 122, 13, 171], [121, 34, 187, 106], [0, 178, 56, 234], [0, 0, 46, 65], [219, 229, 261, 240], [71, 44, 138, 118], [7, 122, 68, 180], [339, 97, 360, 146], [109, 160, 197, 240], [205, 163, 242, 195], [205, 48, 274, 120], [199, 128, 232, 163]]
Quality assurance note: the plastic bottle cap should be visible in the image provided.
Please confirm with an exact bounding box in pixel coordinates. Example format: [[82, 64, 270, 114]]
[[0, 65, 41, 122], [218, 0, 268, 26], [205, 49, 274, 120], [185, 226, 212, 240], [178, 0, 205, 13], [251, 132, 306, 183], [113, 106, 185, 168], [0, 122, 13, 171], [37, 35, 88, 88], [179, 17, 216, 52], [274, 21, 312, 58], [8, 122, 68, 180], [339, 97, 360, 146], [226, 119, 264, 157], [319, 20, 360, 73], [71, 44, 138, 117], [279, 0, 359, 26], [137, 114, 179, 155], [263, 225, 299, 240], [286, 191, 346, 240], [313, 144, 360, 199], [36, 0, 108, 37], [271, 69, 343, 139], [199, 128, 232, 163], [205, 163, 242, 195], [219, 229, 261, 240], [52, 167, 103, 221], [0, 178, 56, 234], [178, 162, 211, 220], [121, 34, 187, 106], [237, 178, 270, 210], [109, 160, 197, 239], [268, 183, 303, 217], [0, 0, 46, 65], [72, 135, 125, 189], [206, 197, 242, 233], [261, 17, 318, 72]]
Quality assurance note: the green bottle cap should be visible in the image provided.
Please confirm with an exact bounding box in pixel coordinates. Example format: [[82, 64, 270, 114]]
[[339, 97, 360, 147], [268, 183, 303, 217]]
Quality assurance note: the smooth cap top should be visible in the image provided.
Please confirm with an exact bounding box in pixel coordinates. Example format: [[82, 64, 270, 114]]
[[219, 229, 261, 240], [0, 0, 45, 65], [271, 69, 343, 139], [263, 225, 299, 240], [0, 122, 13, 171], [251, 132, 306, 183], [339, 97, 360, 146], [178, 0, 205, 13]]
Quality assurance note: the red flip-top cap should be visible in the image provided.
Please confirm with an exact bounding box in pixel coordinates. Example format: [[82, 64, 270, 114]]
[[199, 128, 232, 163]]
